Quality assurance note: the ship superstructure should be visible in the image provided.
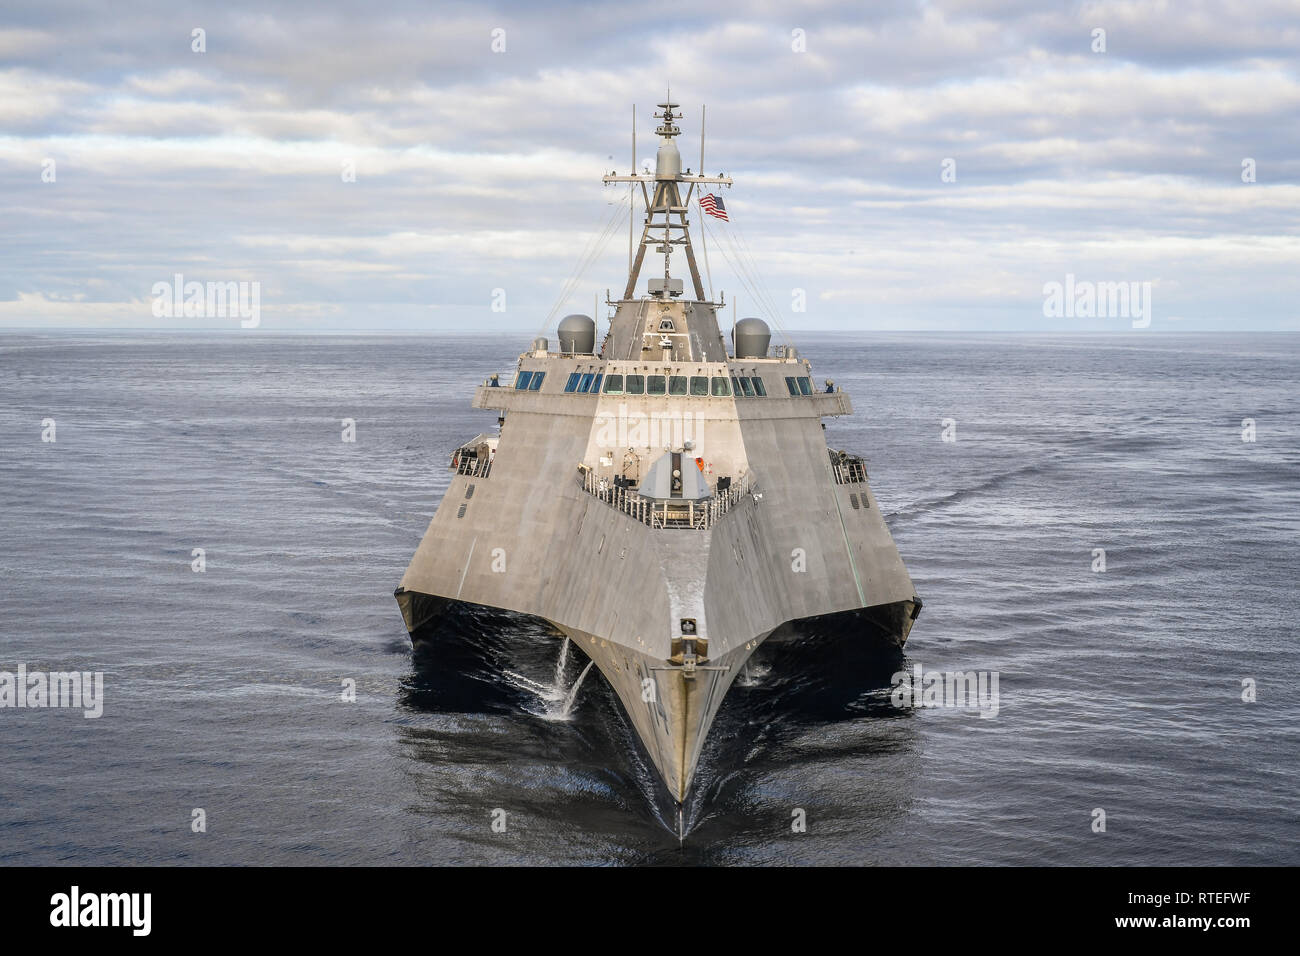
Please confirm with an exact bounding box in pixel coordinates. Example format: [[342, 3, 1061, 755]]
[[396, 100, 921, 809]]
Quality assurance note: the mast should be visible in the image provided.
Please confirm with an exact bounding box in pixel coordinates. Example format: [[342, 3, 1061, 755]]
[[603, 99, 732, 302], [629, 104, 635, 271]]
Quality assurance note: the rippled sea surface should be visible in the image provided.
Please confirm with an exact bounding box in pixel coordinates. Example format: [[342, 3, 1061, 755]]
[[1, 331, 1296, 865]]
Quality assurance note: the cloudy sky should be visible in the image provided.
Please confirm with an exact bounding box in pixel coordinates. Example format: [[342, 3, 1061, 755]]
[[2, 0, 1297, 333]]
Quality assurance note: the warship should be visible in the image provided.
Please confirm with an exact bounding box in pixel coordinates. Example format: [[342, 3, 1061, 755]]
[[396, 100, 921, 815]]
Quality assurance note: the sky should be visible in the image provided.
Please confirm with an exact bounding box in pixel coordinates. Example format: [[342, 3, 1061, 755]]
[[2, 0, 1298, 333]]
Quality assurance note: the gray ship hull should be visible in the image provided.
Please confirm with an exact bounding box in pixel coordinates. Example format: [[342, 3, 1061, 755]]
[[396, 390, 920, 801]]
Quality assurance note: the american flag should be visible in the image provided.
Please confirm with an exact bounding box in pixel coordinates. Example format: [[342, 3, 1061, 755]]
[[699, 193, 729, 221]]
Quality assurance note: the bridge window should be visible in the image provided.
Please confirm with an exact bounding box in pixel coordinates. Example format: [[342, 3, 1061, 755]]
[[669, 375, 688, 395], [591, 373, 603, 393], [514, 371, 533, 389], [690, 376, 709, 396], [751, 377, 767, 396], [785, 376, 799, 395], [797, 377, 812, 395], [626, 374, 645, 394], [604, 374, 624, 394], [711, 376, 731, 396], [565, 372, 581, 392], [528, 371, 545, 390], [647, 375, 667, 395], [731, 376, 743, 395], [739, 377, 756, 397], [578, 372, 595, 392]]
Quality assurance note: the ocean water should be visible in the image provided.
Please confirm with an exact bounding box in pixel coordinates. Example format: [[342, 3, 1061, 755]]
[[0, 330, 1296, 865]]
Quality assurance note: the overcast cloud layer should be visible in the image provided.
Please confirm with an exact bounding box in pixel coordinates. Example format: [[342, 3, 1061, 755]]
[[2, 0, 1298, 333]]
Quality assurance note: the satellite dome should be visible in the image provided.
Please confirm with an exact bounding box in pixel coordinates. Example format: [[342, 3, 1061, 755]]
[[557, 314, 596, 355], [733, 317, 771, 359]]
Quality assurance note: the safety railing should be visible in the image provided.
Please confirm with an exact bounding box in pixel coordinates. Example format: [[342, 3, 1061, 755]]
[[453, 455, 492, 478], [579, 469, 754, 530], [830, 451, 867, 484]]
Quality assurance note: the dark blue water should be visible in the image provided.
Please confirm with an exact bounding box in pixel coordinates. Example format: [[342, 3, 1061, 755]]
[[1, 331, 1296, 865]]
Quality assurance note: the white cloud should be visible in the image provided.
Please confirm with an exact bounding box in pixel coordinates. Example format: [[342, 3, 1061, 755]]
[[1, 0, 1297, 331]]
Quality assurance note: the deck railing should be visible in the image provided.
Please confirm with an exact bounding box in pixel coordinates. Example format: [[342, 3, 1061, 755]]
[[830, 453, 868, 484], [580, 470, 753, 530], [454, 455, 492, 479]]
